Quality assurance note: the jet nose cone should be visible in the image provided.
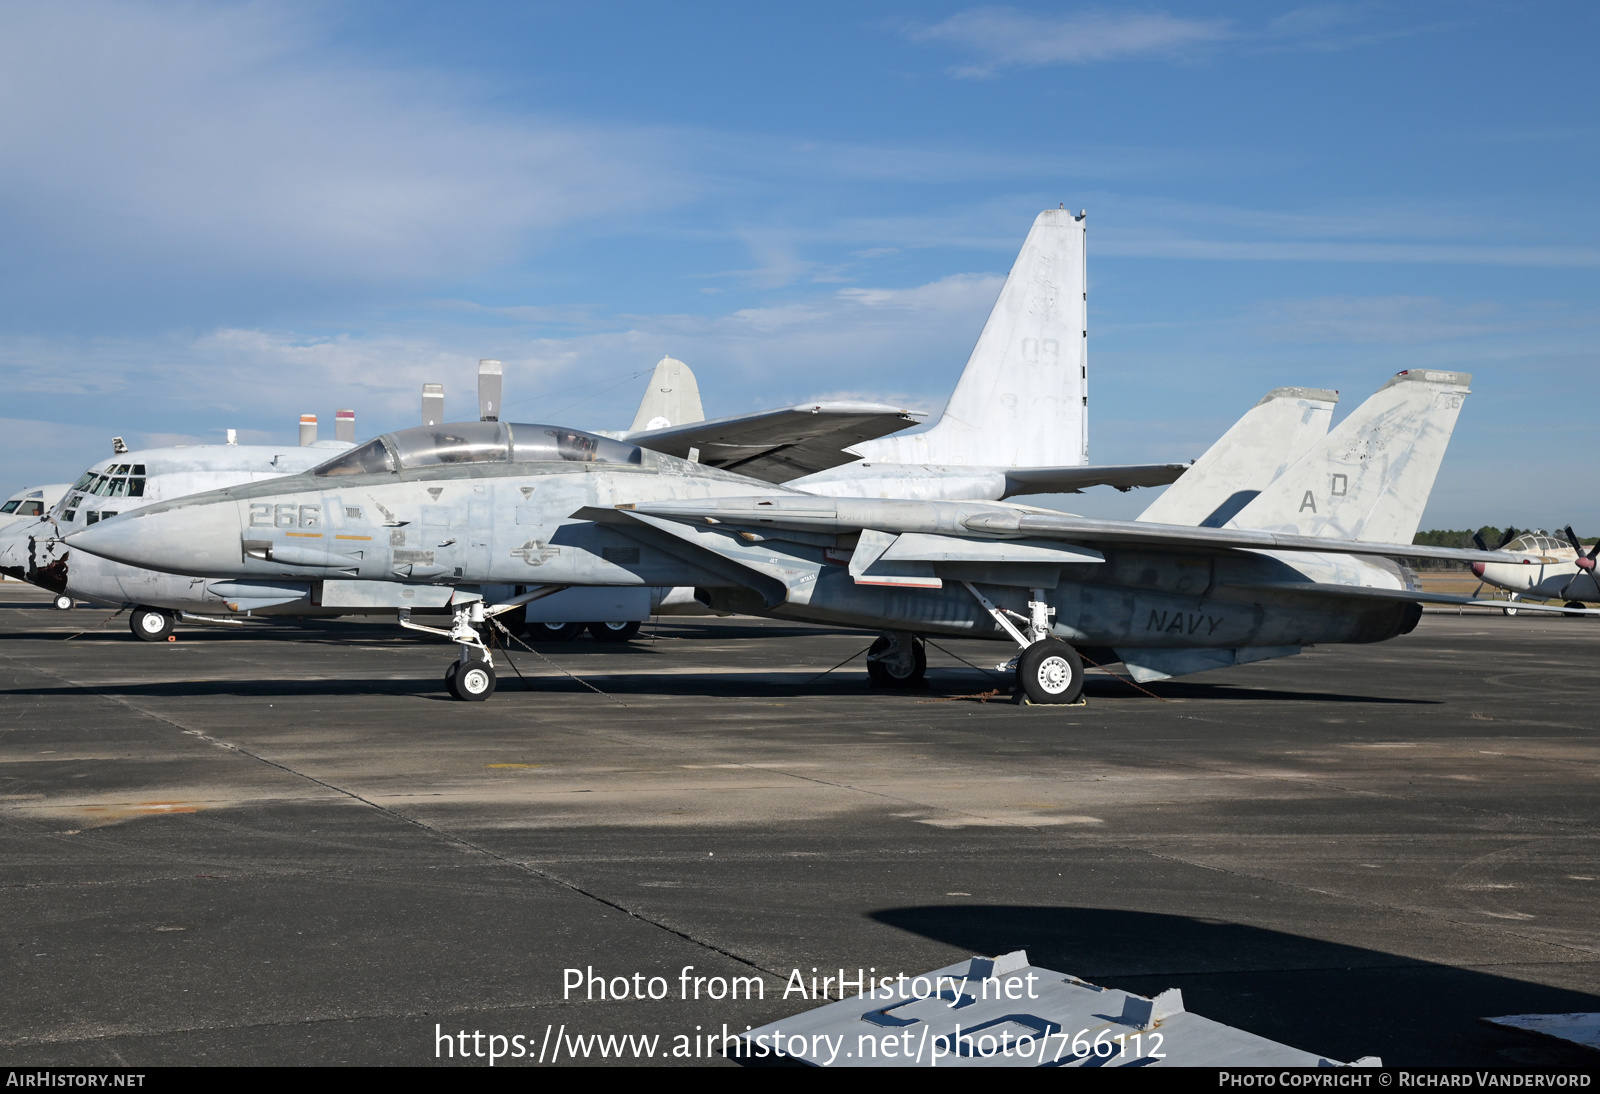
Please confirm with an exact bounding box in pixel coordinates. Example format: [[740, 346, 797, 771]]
[[1470, 562, 1485, 577], [66, 504, 241, 576]]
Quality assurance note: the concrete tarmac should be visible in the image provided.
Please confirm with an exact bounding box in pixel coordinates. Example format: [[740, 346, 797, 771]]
[[2, 583, 1598, 1067]]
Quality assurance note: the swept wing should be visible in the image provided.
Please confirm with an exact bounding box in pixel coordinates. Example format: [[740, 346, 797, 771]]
[[620, 494, 1541, 568]]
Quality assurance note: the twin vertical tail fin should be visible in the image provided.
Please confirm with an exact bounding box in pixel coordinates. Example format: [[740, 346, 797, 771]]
[[1137, 387, 1338, 527], [630, 356, 705, 431], [849, 208, 1088, 468], [1230, 370, 1472, 543]]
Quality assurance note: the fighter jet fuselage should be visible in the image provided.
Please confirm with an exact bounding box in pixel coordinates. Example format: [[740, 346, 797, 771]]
[[67, 423, 1425, 667]]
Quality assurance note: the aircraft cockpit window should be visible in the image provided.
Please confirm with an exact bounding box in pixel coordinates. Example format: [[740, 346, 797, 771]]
[[312, 438, 399, 478], [71, 473, 95, 491], [508, 423, 642, 465], [388, 421, 511, 469], [17, 501, 43, 516], [131, 465, 145, 476], [0, 501, 16, 514]]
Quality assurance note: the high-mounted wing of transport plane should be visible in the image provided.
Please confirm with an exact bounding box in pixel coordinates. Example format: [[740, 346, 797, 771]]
[[603, 355, 927, 483], [625, 401, 928, 483]]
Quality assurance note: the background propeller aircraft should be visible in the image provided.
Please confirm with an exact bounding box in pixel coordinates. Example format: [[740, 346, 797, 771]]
[[1470, 527, 1600, 615], [0, 484, 69, 534], [64, 367, 1571, 703], [0, 415, 359, 636]]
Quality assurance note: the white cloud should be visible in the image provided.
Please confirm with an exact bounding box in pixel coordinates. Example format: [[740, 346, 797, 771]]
[[1246, 296, 1512, 344], [910, 7, 1231, 76], [1086, 195, 1600, 268], [0, 1, 679, 295]]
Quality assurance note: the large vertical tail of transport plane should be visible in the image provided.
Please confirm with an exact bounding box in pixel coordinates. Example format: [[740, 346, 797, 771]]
[[1229, 369, 1471, 543], [848, 208, 1088, 468], [630, 356, 705, 432], [1136, 387, 1338, 527]]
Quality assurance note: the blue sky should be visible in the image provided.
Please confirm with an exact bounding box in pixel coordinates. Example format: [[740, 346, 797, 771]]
[[1, 1, 1595, 529]]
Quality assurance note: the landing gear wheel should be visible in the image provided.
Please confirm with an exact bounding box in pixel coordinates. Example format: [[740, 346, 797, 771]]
[[866, 635, 926, 688], [1503, 604, 1519, 617], [130, 607, 174, 642], [53, 595, 73, 611], [530, 621, 584, 641], [1564, 601, 1587, 617], [1015, 640, 1085, 705], [444, 661, 461, 694], [587, 619, 641, 642], [453, 660, 497, 701]]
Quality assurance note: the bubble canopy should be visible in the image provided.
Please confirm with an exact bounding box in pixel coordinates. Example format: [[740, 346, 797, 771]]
[[311, 422, 642, 478]]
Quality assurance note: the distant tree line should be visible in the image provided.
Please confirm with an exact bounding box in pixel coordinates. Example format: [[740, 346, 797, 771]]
[[1407, 528, 1598, 571]]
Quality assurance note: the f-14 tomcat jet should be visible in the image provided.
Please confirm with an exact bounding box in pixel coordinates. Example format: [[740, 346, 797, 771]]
[[66, 367, 1580, 702]]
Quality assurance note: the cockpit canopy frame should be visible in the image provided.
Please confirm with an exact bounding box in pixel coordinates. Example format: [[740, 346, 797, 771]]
[[312, 422, 642, 478]]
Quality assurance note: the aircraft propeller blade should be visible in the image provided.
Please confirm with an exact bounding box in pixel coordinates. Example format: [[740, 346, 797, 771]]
[[1563, 526, 1598, 571]]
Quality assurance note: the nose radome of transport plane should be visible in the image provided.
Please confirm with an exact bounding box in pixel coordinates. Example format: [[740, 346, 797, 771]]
[[0, 527, 26, 573], [65, 505, 242, 577]]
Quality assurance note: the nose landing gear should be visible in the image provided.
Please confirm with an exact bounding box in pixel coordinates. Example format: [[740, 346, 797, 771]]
[[403, 601, 499, 701]]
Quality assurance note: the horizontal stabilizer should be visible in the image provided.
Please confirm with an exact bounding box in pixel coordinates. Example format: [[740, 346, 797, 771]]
[[627, 403, 923, 483], [1228, 580, 1600, 615], [1117, 645, 1303, 682]]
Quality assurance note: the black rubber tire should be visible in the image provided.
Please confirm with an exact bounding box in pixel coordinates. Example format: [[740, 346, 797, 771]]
[[444, 660, 461, 697], [866, 635, 926, 688], [1564, 601, 1587, 617], [587, 620, 642, 643], [455, 660, 497, 701], [53, 595, 74, 611], [130, 607, 174, 642], [1015, 640, 1085, 705], [529, 621, 585, 641]]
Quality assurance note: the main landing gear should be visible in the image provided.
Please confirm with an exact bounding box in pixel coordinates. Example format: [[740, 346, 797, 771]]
[[524, 620, 642, 642], [867, 632, 926, 688], [962, 581, 1086, 705], [130, 606, 175, 642]]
